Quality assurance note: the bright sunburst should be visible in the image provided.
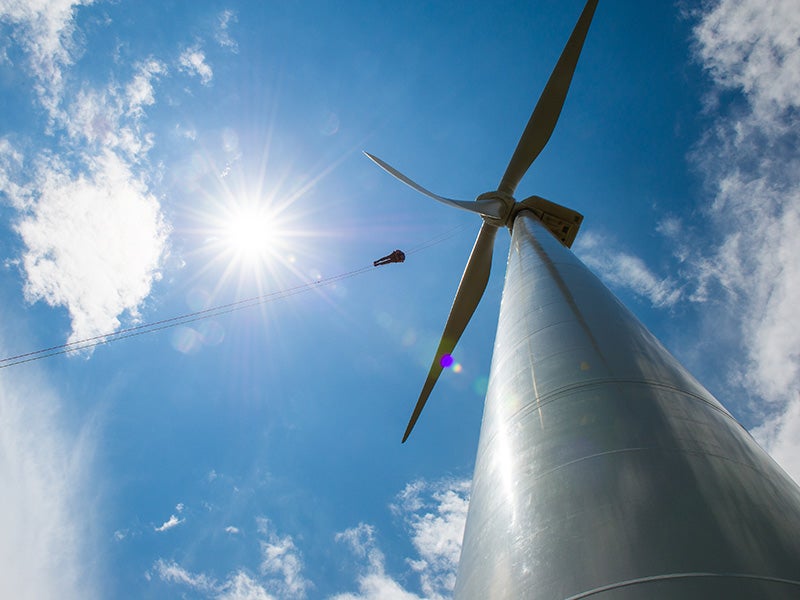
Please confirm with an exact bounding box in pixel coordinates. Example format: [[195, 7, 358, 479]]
[[185, 174, 320, 307], [181, 130, 353, 311], [204, 197, 296, 295], [221, 205, 279, 264]]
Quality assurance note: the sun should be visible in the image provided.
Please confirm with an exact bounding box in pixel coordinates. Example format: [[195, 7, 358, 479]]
[[183, 151, 333, 304], [197, 195, 309, 299], [221, 205, 279, 264]]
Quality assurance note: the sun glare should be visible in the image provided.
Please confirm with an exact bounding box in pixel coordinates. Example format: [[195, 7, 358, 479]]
[[184, 144, 341, 306], [194, 192, 311, 301], [223, 206, 277, 263]]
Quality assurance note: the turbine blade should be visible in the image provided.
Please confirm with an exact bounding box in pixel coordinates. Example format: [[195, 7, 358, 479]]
[[365, 152, 504, 219], [402, 222, 498, 442], [498, 0, 598, 196]]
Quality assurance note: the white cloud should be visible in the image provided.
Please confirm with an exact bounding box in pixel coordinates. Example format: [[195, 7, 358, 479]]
[[0, 0, 94, 117], [154, 559, 217, 592], [331, 524, 421, 600], [1, 3, 198, 122], [6, 148, 169, 346], [689, 0, 800, 480], [0, 138, 26, 202], [334, 478, 470, 600], [154, 560, 275, 600], [176, 123, 199, 141], [0, 7, 171, 349], [155, 518, 308, 600], [225, 526, 240, 534], [334, 523, 384, 570], [257, 518, 311, 599], [215, 10, 238, 52], [155, 514, 185, 532], [179, 46, 213, 85], [59, 59, 166, 158], [125, 58, 167, 117], [655, 216, 681, 239], [403, 480, 469, 598], [694, 0, 800, 122], [574, 232, 683, 308], [155, 479, 469, 600], [329, 572, 422, 600], [217, 571, 273, 600], [0, 338, 96, 598]]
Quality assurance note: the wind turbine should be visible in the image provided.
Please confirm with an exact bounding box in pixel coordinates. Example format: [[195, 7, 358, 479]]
[[367, 0, 595, 444], [367, 1, 800, 598]]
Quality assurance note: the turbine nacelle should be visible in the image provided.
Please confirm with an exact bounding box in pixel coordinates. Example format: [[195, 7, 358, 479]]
[[514, 195, 583, 247], [473, 191, 584, 246]]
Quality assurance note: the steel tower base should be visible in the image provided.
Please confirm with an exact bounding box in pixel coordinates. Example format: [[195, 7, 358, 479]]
[[454, 212, 800, 599]]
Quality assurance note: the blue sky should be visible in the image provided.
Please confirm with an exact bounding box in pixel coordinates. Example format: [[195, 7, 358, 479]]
[[1, 0, 799, 598]]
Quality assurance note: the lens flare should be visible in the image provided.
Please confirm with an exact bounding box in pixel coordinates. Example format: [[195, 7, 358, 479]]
[[440, 354, 454, 368], [473, 376, 490, 395]]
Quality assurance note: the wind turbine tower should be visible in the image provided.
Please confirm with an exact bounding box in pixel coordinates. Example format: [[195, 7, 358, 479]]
[[368, 1, 800, 598]]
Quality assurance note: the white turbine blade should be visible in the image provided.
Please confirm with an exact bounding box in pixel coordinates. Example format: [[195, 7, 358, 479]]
[[402, 222, 498, 442], [364, 152, 504, 219], [498, 0, 598, 195]]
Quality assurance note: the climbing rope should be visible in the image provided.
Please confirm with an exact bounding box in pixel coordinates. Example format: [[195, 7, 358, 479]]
[[0, 224, 469, 369]]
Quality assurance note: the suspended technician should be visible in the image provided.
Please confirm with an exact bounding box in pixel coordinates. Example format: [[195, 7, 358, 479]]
[[373, 249, 405, 267]]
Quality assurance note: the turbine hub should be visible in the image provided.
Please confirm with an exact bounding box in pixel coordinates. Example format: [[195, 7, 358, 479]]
[[476, 190, 515, 227]]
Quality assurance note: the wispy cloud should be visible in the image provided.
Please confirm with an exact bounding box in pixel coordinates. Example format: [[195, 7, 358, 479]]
[[401, 480, 469, 598], [333, 478, 470, 600], [0, 8, 171, 346], [331, 523, 422, 600], [155, 514, 185, 532], [217, 571, 274, 600], [257, 518, 311, 598], [689, 0, 800, 480], [56, 58, 166, 158], [154, 559, 217, 593], [125, 59, 167, 118], [0, 335, 96, 598], [155, 479, 469, 600], [154, 560, 275, 600], [154, 517, 308, 599], [694, 0, 800, 123], [0, 0, 95, 117], [215, 10, 238, 52], [179, 46, 213, 85], [574, 231, 683, 309]]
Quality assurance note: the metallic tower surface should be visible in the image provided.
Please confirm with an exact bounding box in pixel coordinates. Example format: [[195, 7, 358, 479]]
[[453, 212, 800, 599]]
